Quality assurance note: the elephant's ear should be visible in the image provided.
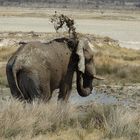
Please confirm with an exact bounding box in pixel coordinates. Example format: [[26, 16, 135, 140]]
[[76, 39, 85, 73]]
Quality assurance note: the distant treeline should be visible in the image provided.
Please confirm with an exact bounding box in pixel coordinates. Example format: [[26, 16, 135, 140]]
[[0, 0, 140, 9]]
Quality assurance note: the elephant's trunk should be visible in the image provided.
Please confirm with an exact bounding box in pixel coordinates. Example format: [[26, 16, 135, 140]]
[[76, 71, 93, 97]]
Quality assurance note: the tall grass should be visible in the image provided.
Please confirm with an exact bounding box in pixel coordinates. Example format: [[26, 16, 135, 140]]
[[96, 56, 140, 83], [95, 47, 140, 84], [0, 65, 8, 87], [0, 99, 139, 140], [0, 47, 18, 62]]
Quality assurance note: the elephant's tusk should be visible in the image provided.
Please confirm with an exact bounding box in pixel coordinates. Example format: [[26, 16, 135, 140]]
[[93, 75, 104, 80]]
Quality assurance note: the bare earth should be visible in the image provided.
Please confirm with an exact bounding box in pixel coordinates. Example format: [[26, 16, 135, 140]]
[[0, 17, 140, 49], [0, 7, 140, 49]]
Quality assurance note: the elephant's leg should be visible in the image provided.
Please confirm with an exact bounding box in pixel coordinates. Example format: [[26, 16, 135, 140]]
[[58, 82, 72, 102], [39, 73, 52, 102], [40, 84, 52, 102]]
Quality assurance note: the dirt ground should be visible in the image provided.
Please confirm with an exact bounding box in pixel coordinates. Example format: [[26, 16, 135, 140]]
[[0, 7, 140, 20]]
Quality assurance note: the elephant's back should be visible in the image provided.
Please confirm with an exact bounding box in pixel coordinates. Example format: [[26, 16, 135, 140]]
[[10, 40, 72, 69], [12, 40, 71, 83]]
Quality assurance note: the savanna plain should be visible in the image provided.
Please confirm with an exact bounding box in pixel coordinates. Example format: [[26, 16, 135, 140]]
[[0, 7, 140, 140]]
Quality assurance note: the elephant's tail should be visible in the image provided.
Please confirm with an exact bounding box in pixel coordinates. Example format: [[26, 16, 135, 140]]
[[6, 56, 23, 100], [12, 64, 24, 99], [7, 57, 40, 102]]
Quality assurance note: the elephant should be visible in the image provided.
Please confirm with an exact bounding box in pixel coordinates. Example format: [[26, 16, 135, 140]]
[[6, 37, 102, 102]]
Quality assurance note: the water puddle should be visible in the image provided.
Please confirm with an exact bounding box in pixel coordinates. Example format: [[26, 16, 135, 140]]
[[0, 87, 139, 109], [70, 89, 137, 108]]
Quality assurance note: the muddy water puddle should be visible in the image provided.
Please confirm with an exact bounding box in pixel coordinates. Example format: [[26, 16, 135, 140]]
[[0, 86, 139, 109], [70, 90, 138, 109]]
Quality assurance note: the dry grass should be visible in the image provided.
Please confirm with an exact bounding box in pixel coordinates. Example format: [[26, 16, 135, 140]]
[[0, 47, 18, 62], [93, 42, 140, 84], [0, 99, 139, 140], [0, 65, 7, 86], [0, 47, 18, 87]]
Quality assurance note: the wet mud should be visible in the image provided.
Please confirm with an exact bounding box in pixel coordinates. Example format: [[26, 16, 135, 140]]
[[0, 84, 139, 110]]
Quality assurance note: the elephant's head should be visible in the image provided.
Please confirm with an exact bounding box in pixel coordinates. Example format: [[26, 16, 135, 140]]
[[76, 37, 102, 97]]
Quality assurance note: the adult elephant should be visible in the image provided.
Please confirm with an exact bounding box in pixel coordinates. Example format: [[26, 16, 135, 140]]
[[6, 37, 101, 102]]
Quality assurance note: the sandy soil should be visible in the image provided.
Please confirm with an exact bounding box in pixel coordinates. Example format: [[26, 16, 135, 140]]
[[0, 17, 140, 49], [0, 7, 140, 20]]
